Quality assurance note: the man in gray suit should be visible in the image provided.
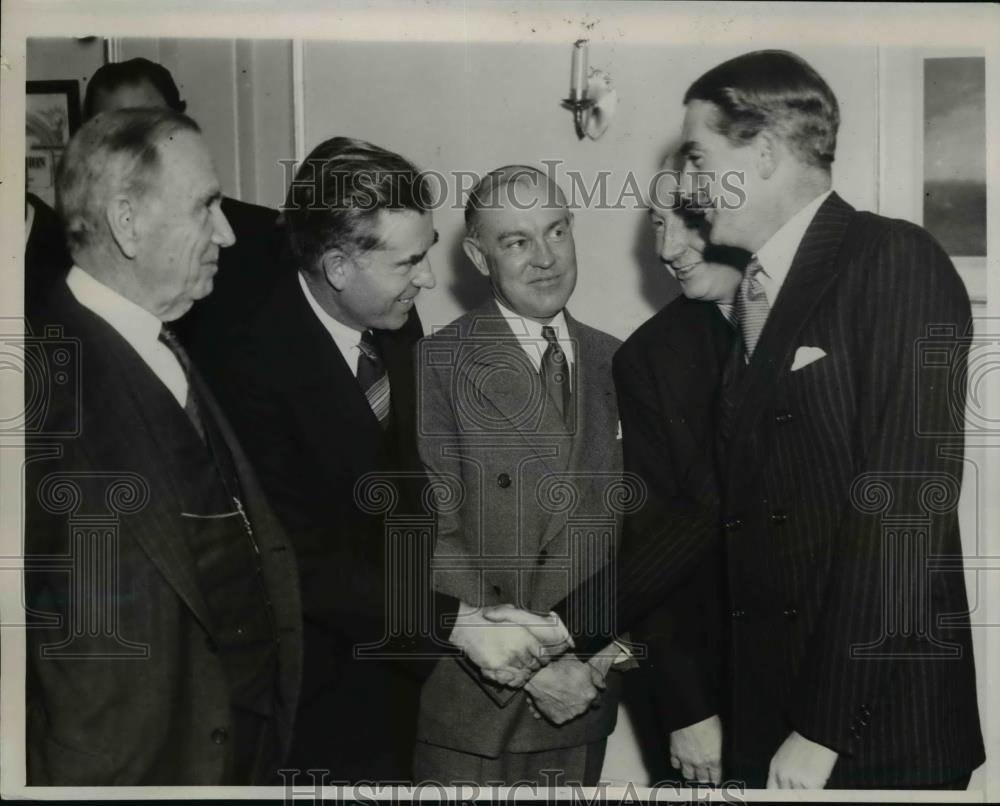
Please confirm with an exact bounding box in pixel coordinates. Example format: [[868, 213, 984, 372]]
[[414, 166, 628, 784]]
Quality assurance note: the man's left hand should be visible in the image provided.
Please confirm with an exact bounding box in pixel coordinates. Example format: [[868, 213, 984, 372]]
[[766, 731, 838, 789]]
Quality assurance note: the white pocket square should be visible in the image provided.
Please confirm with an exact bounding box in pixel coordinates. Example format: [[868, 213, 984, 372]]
[[616, 421, 623, 440], [791, 346, 827, 372]]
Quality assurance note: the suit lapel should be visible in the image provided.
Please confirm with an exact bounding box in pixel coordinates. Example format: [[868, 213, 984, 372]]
[[457, 301, 570, 476], [66, 296, 216, 634], [723, 193, 854, 461]]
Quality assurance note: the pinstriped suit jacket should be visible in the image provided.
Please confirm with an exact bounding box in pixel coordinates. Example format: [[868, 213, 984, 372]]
[[717, 192, 984, 787]]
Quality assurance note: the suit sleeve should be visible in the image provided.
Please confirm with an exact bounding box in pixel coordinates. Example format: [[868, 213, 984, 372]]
[[788, 221, 972, 755], [553, 340, 723, 658], [415, 336, 520, 707], [220, 347, 460, 680]]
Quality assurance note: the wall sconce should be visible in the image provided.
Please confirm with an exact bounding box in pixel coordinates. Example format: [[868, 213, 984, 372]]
[[561, 39, 618, 141]]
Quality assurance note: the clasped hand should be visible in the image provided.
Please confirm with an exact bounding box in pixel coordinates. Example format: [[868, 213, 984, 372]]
[[449, 602, 574, 687]]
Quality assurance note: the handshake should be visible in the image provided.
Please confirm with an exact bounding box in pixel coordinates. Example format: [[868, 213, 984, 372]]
[[448, 602, 612, 725]]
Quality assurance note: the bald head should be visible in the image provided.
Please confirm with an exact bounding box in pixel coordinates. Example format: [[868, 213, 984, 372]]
[[464, 165, 568, 239]]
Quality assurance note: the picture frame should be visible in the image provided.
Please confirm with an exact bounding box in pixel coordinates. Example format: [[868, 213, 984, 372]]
[[878, 49, 987, 305], [25, 79, 81, 208]]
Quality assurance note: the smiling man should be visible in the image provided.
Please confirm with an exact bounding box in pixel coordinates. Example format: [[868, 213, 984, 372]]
[[677, 50, 984, 790], [614, 166, 745, 786], [414, 165, 627, 786], [217, 142, 570, 781]]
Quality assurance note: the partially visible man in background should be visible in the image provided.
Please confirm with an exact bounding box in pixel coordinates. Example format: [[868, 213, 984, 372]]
[[25, 108, 302, 785], [615, 165, 745, 786], [81, 57, 285, 399]]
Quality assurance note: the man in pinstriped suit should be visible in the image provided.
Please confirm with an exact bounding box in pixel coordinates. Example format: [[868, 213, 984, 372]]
[[673, 50, 985, 789]]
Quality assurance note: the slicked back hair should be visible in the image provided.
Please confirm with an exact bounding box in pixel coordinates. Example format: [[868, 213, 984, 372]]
[[83, 57, 187, 120], [684, 50, 839, 170], [56, 107, 201, 256], [464, 165, 567, 239], [283, 137, 432, 279]]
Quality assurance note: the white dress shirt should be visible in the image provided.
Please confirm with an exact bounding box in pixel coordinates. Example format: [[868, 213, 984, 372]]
[[298, 271, 367, 376], [753, 190, 833, 307], [495, 298, 575, 390], [65, 266, 188, 409]]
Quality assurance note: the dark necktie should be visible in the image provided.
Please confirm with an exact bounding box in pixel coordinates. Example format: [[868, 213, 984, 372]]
[[158, 325, 207, 443], [541, 324, 571, 422], [735, 256, 770, 360], [357, 330, 392, 429]]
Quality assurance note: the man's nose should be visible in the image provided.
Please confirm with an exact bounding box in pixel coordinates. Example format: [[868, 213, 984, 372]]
[[212, 205, 236, 248], [658, 216, 688, 263], [531, 238, 556, 269], [412, 257, 436, 290]]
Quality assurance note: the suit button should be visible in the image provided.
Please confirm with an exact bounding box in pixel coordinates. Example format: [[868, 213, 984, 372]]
[[775, 410, 794, 424], [859, 704, 872, 717], [771, 510, 788, 525], [211, 727, 228, 745], [783, 606, 798, 619], [538, 548, 548, 566], [724, 518, 743, 532], [731, 608, 746, 620], [497, 473, 512, 489]]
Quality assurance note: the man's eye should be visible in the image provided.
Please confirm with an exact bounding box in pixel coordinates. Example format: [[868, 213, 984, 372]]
[[549, 227, 566, 241], [505, 240, 526, 250]]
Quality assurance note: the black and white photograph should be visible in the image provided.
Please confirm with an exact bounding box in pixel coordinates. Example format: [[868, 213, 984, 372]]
[[1, 1, 998, 801]]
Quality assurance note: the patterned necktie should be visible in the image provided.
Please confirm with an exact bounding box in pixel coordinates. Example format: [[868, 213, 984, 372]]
[[357, 330, 392, 429], [735, 256, 770, 360], [158, 325, 207, 443], [540, 325, 571, 422]]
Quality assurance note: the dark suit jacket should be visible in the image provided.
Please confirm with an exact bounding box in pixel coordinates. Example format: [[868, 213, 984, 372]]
[[25, 193, 73, 317], [716, 192, 984, 787], [24, 280, 302, 785], [218, 271, 460, 779], [173, 196, 285, 401], [612, 297, 732, 735], [415, 301, 624, 757]]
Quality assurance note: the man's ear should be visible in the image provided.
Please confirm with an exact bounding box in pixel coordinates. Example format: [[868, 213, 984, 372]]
[[321, 249, 352, 291], [462, 237, 490, 278], [105, 195, 140, 259], [756, 130, 779, 180]]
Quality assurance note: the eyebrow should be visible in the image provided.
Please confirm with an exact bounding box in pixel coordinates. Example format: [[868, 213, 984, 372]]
[[197, 188, 224, 208], [396, 230, 439, 266], [496, 215, 571, 241]]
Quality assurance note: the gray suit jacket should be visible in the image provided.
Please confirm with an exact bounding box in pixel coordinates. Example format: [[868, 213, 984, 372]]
[[415, 300, 624, 756]]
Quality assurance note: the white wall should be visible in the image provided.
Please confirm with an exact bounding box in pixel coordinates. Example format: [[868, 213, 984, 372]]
[[301, 41, 878, 340]]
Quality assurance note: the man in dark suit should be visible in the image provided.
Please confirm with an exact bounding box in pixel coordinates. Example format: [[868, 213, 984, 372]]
[[218, 140, 573, 781], [25, 108, 302, 785], [414, 166, 629, 785], [614, 168, 745, 786], [82, 57, 285, 400], [673, 50, 985, 789]]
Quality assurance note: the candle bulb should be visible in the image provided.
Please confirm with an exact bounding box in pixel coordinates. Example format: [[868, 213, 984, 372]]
[[570, 39, 589, 101]]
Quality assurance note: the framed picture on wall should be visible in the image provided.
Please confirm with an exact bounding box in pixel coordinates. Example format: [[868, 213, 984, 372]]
[[26, 79, 81, 208], [878, 49, 987, 305]]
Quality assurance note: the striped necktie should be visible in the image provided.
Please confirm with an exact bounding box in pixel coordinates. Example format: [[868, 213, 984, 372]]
[[158, 325, 207, 443], [541, 324, 570, 422], [357, 330, 392, 429], [735, 256, 770, 360]]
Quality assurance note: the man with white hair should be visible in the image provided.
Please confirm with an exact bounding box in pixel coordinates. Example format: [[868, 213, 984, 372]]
[[25, 108, 302, 785]]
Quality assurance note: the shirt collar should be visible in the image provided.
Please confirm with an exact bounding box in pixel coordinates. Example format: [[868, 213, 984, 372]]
[[754, 189, 832, 297], [65, 265, 162, 348], [298, 271, 366, 360], [494, 297, 575, 366]]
